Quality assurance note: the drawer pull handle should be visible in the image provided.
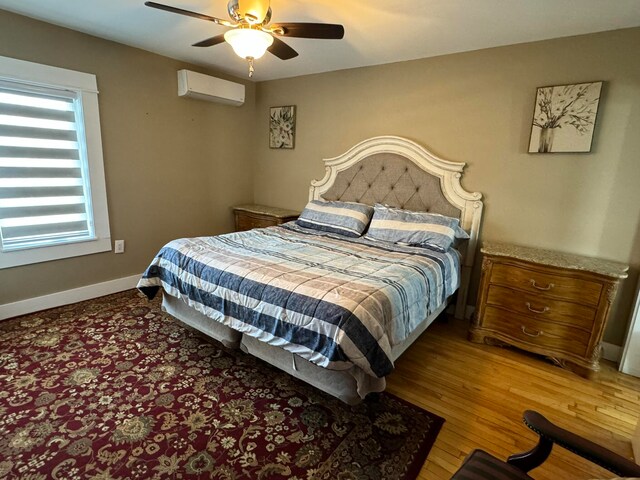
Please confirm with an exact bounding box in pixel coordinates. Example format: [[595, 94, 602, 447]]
[[521, 326, 543, 337], [529, 279, 554, 290], [526, 302, 550, 314]]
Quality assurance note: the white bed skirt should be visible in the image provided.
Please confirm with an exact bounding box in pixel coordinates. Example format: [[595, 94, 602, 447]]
[[161, 292, 447, 404]]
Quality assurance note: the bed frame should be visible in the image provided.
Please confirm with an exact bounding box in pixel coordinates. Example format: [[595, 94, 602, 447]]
[[162, 136, 483, 404]]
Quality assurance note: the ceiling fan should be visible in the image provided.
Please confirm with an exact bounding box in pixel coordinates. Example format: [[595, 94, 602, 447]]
[[145, 0, 345, 77]]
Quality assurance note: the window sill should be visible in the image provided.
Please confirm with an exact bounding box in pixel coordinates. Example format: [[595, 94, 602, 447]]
[[0, 237, 112, 269]]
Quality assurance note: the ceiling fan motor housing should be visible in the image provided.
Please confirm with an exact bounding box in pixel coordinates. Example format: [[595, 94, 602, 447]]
[[227, 0, 271, 24]]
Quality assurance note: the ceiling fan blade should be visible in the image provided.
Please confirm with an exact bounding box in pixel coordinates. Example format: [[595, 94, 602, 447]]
[[268, 37, 299, 60], [192, 34, 226, 47], [271, 23, 344, 39], [144, 1, 233, 27]]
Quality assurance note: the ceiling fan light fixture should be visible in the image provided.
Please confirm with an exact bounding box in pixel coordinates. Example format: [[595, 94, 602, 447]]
[[146, 1, 343, 77], [224, 27, 273, 60]]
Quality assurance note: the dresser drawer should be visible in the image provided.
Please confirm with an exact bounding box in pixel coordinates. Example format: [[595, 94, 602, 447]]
[[233, 205, 299, 232], [489, 263, 602, 307], [236, 214, 278, 231], [486, 285, 596, 331], [482, 306, 590, 358]]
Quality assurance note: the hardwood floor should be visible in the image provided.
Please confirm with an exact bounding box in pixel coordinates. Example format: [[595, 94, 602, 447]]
[[386, 316, 640, 480]]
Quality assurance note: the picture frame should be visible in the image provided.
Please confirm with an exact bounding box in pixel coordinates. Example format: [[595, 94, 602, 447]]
[[528, 81, 603, 153], [269, 105, 296, 149]]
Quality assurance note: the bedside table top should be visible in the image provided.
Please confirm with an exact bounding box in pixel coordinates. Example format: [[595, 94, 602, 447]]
[[233, 204, 300, 219], [482, 241, 629, 279]]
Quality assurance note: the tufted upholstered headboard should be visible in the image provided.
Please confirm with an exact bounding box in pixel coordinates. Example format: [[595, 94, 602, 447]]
[[321, 152, 462, 218], [309, 136, 483, 319]]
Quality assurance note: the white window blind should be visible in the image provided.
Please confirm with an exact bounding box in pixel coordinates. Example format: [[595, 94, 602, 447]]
[[0, 55, 111, 269], [0, 80, 95, 251]]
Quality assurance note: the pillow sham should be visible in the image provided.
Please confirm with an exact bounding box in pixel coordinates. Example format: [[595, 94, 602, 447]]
[[296, 200, 374, 237], [364, 204, 469, 251]]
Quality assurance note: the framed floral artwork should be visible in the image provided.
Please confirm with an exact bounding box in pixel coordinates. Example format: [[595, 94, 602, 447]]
[[528, 81, 603, 153], [269, 105, 296, 149]]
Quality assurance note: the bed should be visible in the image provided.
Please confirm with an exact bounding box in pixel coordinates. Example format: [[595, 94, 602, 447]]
[[138, 136, 483, 404]]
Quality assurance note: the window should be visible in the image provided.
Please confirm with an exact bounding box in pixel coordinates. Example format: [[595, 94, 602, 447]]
[[0, 82, 94, 251], [0, 56, 110, 269]]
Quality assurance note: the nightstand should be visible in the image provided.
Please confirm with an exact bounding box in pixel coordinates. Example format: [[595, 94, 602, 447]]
[[232, 204, 300, 232], [469, 241, 628, 378]]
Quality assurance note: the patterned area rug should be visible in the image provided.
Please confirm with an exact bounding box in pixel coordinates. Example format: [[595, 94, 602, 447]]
[[0, 290, 443, 479]]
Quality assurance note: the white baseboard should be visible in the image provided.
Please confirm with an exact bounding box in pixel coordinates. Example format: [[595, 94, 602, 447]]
[[602, 342, 622, 363], [465, 305, 475, 320], [0, 274, 142, 320], [445, 304, 475, 320]]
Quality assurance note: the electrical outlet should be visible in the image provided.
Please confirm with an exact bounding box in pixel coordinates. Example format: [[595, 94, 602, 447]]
[[114, 240, 125, 254]]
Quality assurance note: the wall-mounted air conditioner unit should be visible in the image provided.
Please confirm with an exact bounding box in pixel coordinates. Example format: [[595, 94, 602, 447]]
[[177, 69, 245, 106]]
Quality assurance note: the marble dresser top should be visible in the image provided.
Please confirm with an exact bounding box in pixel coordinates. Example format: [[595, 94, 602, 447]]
[[232, 204, 300, 218], [482, 241, 629, 279]]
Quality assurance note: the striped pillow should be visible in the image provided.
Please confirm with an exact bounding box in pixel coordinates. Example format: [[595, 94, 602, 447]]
[[296, 200, 374, 237], [365, 204, 469, 252]]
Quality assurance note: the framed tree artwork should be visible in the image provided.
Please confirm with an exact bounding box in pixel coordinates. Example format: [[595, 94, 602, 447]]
[[269, 105, 296, 149], [528, 81, 603, 153]]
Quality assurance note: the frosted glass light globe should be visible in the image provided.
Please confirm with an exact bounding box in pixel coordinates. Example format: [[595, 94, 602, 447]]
[[224, 28, 274, 59]]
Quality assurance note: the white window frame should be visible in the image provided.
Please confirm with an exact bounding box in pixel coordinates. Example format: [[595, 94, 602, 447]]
[[0, 56, 111, 269]]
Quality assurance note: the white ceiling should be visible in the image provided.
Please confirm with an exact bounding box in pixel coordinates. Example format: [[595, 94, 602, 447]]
[[1, 0, 639, 82]]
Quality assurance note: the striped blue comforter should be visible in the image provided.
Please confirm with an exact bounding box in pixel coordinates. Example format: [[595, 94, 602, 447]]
[[137, 223, 461, 378]]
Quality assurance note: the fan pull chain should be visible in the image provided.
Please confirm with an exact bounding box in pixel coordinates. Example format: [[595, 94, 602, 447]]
[[247, 57, 255, 77]]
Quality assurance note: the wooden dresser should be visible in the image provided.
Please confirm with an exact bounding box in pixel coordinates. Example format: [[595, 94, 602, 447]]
[[232, 204, 300, 232], [470, 242, 628, 378]]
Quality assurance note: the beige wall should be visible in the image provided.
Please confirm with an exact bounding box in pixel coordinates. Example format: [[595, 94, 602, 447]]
[[252, 27, 640, 345], [0, 10, 255, 304]]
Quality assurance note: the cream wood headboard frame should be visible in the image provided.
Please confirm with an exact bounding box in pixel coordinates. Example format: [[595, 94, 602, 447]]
[[309, 135, 483, 319]]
